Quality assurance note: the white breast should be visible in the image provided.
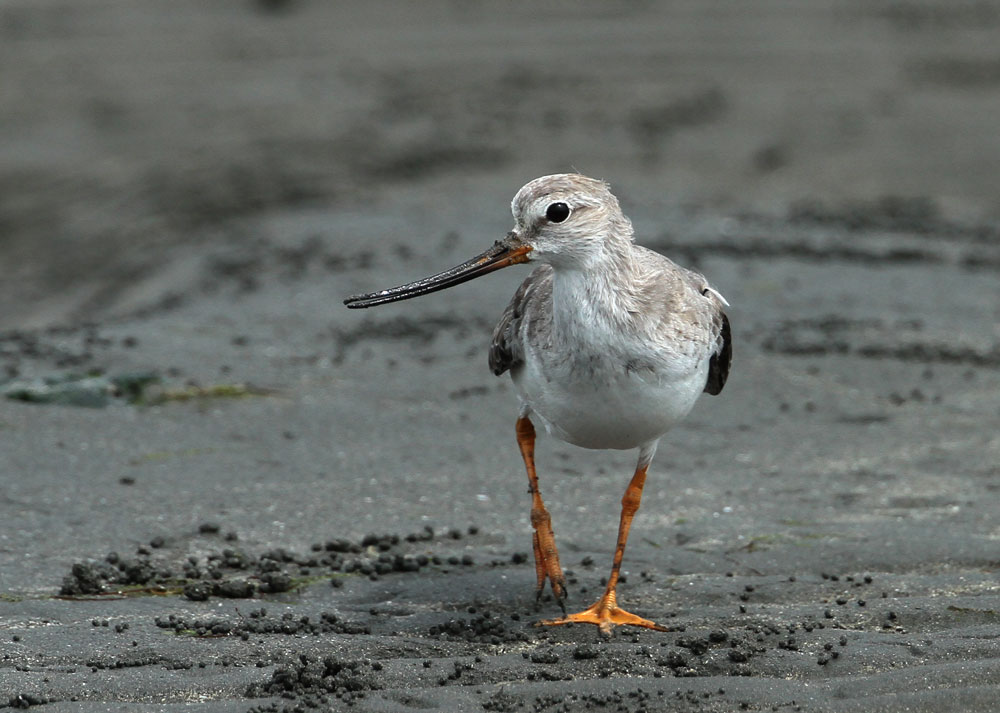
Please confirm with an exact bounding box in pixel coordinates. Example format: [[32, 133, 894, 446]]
[[512, 322, 709, 451]]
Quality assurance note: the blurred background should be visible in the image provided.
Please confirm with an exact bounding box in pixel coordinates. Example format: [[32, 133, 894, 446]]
[[4, 0, 1000, 332]]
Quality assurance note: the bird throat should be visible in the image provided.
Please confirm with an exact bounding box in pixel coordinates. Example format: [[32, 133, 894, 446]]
[[549, 259, 642, 354]]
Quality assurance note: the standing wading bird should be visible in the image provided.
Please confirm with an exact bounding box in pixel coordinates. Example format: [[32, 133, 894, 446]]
[[344, 174, 731, 633]]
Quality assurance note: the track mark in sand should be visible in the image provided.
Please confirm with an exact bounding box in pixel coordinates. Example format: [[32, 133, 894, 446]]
[[759, 316, 1000, 369]]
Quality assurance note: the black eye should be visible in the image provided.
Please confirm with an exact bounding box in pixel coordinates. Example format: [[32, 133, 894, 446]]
[[545, 202, 570, 223]]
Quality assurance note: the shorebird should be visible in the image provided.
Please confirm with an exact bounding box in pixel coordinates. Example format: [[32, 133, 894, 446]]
[[344, 174, 731, 633]]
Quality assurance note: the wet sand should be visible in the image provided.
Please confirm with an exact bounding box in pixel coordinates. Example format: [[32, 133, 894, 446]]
[[2, 2, 999, 711]]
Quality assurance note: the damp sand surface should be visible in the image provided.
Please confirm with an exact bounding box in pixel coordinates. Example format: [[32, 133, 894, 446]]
[[2, 2, 999, 711]]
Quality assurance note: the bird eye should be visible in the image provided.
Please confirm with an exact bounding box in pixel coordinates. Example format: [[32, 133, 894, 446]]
[[545, 202, 571, 223]]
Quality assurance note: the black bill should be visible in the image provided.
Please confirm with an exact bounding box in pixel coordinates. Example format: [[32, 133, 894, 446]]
[[343, 233, 532, 309]]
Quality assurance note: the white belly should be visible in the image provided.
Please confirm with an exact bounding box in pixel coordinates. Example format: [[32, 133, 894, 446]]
[[512, 348, 708, 450]]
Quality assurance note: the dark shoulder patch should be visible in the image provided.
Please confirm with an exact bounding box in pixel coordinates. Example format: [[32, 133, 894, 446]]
[[704, 312, 732, 396], [488, 324, 516, 377], [489, 267, 552, 377], [489, 277, 530, 376]]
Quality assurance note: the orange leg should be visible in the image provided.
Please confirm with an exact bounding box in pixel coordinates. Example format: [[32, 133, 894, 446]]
[[516, 416, 566, 609], [541, 456, 667, 634]]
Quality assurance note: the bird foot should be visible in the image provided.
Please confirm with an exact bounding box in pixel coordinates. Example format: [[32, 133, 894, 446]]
[[538, 596, 668, 634]]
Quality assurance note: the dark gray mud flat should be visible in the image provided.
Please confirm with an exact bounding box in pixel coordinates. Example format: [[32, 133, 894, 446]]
[[6, 538, 1000, 712], [3, 1, 1000, 711]]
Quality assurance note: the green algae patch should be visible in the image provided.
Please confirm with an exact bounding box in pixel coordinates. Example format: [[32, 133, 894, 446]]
[[55, 584, 186, 600], [2, 371, 275, 408], [147, 382, 274, 404]]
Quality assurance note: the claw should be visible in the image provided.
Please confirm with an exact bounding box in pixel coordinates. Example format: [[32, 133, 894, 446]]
[[556, 590, 567, 616]]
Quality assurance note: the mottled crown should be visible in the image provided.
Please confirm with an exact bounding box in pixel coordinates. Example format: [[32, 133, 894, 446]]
[[511, 173, 619, 223]]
